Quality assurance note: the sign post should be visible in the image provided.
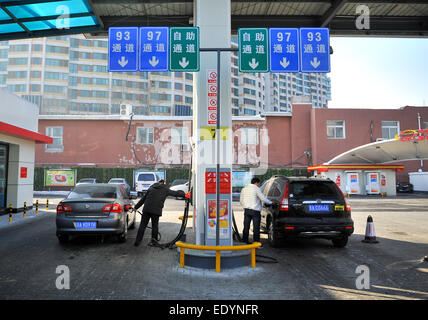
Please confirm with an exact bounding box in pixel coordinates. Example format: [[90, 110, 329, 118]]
[[238, 28, 269, 73], [108, 27, 138, 72], [169, 27, 200, 72]]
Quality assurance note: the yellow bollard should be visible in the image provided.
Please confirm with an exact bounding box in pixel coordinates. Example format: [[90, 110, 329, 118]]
[[251, 248, 256, 268], [216, 251, 221, 273], [23, 202, 27, 217], [46, 198, 49, 210], [179, 248, 185, 268], [9, 204, 12, 223], [36, 200, 39, 214]]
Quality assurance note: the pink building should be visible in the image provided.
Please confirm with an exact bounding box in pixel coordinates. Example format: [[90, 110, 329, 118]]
[[36, 103, 428, 182]]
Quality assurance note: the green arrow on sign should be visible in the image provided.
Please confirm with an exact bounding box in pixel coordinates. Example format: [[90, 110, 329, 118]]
[[238, 28, 269, 73], [169, 27, 200, 72]]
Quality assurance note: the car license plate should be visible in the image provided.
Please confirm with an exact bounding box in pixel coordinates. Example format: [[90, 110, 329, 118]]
[[144, 185, 150, 188], [308, 204, 330, 212], [75, 222, 96, 229]]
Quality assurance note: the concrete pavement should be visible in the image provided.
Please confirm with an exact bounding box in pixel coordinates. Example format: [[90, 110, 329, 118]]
[[0, 196, 427, 300]]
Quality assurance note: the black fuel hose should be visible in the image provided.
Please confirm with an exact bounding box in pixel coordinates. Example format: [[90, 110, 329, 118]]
[[140, 159, 193, 250]]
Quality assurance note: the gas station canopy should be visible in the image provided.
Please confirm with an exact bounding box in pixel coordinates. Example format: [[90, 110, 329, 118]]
[[1, 0, 428, 41], [325, 138, 428, 165], [0, 0, 101, 40]]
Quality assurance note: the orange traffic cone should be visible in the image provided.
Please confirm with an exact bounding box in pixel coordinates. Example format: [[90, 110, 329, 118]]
[[362, 215, 379, 243]]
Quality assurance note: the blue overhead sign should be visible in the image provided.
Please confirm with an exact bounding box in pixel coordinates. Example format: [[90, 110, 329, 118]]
[[139, 27, 169, 72], [108, 27, 138, 72], [299, 27, 330, 73], [269, 28, 299, 73]]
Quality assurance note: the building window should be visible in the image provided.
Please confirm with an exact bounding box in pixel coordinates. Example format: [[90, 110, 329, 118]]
[[423, 122, 428, 129], [326, 120, 345, 139], [240, 127, 258, 145], [45, 127, 63, 152], [171, 127, 189, 146], [381, 121, 399, 139], [136, 127, 154, 144]]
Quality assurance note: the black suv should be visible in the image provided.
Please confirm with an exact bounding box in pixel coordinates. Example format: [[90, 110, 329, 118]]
[[260, 176, 354, 248]]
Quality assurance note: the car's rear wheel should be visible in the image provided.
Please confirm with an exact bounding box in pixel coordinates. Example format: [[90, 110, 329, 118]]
[[57, 234, 69, 244], [268, 218, 281, 248], [117, 219, 128, 243], [332, 234, 348, 248]]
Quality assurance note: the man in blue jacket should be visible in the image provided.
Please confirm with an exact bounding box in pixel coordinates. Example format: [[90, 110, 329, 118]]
[[134, 180, 185, 247]]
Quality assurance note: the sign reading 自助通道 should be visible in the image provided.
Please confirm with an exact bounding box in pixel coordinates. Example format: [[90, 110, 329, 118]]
[[238, 28, 269, 73], [169, 27, 200, 72]]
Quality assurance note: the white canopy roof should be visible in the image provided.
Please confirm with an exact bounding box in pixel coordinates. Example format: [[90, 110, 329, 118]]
[[326, 138, 428, 165]]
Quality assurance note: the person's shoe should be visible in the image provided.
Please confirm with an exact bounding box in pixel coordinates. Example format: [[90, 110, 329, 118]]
[[148, 239, 158, 247], [134, 241, 141, 247], [242, 239, 251, 244]]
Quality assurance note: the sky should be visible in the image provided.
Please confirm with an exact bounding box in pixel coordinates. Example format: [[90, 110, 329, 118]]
[[328, 37, 428, 109]]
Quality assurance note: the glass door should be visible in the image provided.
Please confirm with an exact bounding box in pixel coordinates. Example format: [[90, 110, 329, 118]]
[[0, 144, 8, 209]]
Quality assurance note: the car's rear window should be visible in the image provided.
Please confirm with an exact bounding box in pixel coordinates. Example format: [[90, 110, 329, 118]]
[[138, 174, 155, 181], [290, 181, 341, 200], [171, 179, 186, 186], [79, 179, 94, 183], [109, 179, 125, 183], [68, 185, 118, 199]]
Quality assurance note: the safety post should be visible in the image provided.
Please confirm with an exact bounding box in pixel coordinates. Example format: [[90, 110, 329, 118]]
[[23, 202, 27, 217], [9, 204, 12, 223], [35, 200, 39, 214], [46, 198, 49, 210]]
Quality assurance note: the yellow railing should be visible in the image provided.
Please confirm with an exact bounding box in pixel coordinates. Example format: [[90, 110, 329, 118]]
[[175, 241, 261, 273], [178, 215, 193, 221]]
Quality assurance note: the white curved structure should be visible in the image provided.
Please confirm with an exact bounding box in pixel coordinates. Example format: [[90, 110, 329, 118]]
[[326, 138, 428, 165]]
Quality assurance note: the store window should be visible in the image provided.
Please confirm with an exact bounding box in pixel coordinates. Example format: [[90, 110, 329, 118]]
[[45, 127, 63, 152], [326, 120, 345, 139], [381, 121, 400, 139], [136, 127, 154, 144]]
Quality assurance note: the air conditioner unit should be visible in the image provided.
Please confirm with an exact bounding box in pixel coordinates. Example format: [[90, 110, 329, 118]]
[[120, 103, 132, 118], [180, 144, 190, 152]]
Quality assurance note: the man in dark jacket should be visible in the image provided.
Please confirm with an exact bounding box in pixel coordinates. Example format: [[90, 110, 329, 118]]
[[134, 180, 185, 247]]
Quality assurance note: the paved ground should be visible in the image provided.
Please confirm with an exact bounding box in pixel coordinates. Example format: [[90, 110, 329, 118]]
[[0, 195, 427, 300]]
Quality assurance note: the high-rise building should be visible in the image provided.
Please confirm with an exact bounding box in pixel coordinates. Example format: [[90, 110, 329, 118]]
[[0, 34, 331, 116]]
